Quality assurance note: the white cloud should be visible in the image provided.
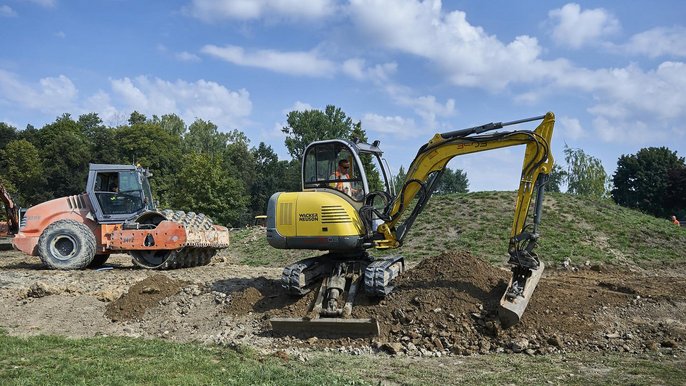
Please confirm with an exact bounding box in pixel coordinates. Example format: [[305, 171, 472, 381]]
[[0, 69, 77, 113], [344, 1, 685, 145], [558, 116, 585, 140], [624, 27, 686, 58], [342, 58, 397, 82], [548, 3, 620, 49], [283, 101, 314, 115], [109, 76, 252, 129], [0, 5, 17, 17], [175, 51, 201, 62], [25, 0, 56, 8], [381, 82, 455, 131], [577, 62, 686, 120], [546, 61, 686, 144], [83, 91, 121, 126], [186, 0, 336, 22], [591, 116, 661, 144], [201, 44, 336, 77], [0, 71, 254, 129], [447, 149, 524, 191], [347, 0, 567, 91], [362, 113, 419, 139]]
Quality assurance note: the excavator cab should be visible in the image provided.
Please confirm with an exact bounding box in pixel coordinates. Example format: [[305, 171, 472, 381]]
[[301, 139, 394, 204]]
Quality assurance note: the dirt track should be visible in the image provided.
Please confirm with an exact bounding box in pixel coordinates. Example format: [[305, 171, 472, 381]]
[[0, 248, 684, 358]]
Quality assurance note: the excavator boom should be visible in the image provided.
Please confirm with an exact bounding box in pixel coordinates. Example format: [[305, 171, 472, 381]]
[[375, 112, 554, 326]]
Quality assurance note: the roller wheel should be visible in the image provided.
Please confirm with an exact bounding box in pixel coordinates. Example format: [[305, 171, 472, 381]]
[[130, 210, 218, 269], [129, 250, 175, 269], [37, 220, 96, 270]]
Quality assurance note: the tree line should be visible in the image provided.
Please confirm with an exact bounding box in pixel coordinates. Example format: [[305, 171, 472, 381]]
[[0, 112, 299, 226], [1, 105, 682, 225], [0, 105, 465, 227], [547, 145, 685, 220]]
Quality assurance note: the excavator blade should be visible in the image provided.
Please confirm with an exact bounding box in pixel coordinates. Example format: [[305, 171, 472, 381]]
[[498, 261, 545, 328], [270, 317, 380, 338]]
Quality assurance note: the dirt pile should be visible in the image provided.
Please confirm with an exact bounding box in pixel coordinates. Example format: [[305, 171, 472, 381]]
[[230, 251, 686, 356], [224, 277, 315, 318], [352, 251, 509, 355], [1, 250, 684, 358], [105, 274, 189, 321]]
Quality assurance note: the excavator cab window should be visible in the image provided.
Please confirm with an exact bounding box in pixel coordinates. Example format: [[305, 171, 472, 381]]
[[303, 142, 365, 201], [94, 171, 147, 215]]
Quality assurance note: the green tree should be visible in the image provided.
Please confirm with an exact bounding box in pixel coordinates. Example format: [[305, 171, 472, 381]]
[[34, 114, 92, 199], [184, 119, 228, 157], [282, 159, 302, 192], [282, 105, 358, 161], [0, 139, 47, 206], [167, 152, 248, 227], [222, 130, 255, 201], [152, 114, 186, 137], [546, 163, 567, 193], [563, 145, 608, 199], [435, 167, 469, 194], [249, 143, 286, 216], [128, 111, 147, 126], [393, 165, 407, 195], [667, 167, 686, 219], [611, 147, 685, 218], [0, 122, 17, 150], [78, 113, 119, 164], [17, 124, 39, 144], [114, 121, 183, 206]]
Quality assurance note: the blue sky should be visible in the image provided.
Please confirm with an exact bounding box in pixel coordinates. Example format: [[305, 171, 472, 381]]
[[1, 0, 685, 191]]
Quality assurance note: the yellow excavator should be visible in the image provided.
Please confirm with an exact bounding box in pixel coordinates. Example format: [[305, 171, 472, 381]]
[[267, 112, 555, 336]]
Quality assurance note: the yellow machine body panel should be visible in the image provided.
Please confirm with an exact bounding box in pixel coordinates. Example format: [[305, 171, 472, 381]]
[[267, 191, 365, 250]]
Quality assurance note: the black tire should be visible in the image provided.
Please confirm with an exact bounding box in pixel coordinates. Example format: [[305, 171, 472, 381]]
[[37, 219, 96, 270], [88, 254, 110, 268]]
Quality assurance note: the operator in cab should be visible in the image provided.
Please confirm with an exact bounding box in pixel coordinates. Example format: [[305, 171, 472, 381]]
[[330, 159, 360, 198]]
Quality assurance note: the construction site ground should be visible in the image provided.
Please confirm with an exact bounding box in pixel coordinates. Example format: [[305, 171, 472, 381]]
[[0, 244, 684, 364]]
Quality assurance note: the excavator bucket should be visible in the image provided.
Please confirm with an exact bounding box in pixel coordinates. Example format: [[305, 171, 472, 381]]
[[498, 261, 545, 328], [270, 317, 380, 338]]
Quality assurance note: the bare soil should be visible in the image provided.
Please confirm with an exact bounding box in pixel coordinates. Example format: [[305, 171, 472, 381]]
[[0, 247, 684, 358]]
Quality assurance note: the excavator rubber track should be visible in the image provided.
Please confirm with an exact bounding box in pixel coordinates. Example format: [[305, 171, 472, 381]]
[[364, 255, 404, 297], [130, 210, 229, 269], [270, 254, 404, 337], [281, 256, 330, 295]]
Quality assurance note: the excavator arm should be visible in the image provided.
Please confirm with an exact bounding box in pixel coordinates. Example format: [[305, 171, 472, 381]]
[[374, 112, 555, 251], [371, 112, 555, 326]]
